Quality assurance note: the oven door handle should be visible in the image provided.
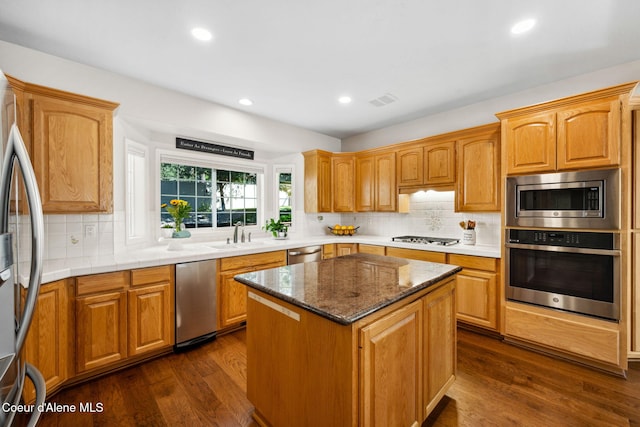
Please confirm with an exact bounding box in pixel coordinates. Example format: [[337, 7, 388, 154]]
[[505, 242, 620, 256]]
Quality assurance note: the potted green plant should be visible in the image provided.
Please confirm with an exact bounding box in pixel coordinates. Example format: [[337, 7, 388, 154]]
[[263, 218, 288, 239]]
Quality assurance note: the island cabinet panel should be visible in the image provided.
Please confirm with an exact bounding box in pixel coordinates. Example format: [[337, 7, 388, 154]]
[[360, 299, 423, 427], [218, 251, 287, 329], [423, 280, 456, 415], [22, 279, 71, 403], [449, 254, 500, 331], [245, 276, 457, 427]]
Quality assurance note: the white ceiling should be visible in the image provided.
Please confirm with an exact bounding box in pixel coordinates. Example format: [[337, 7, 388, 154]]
[[1, 0, 639, 139]]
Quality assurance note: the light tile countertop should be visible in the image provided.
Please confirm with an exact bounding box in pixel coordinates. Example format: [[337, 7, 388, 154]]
[[33, 234, 500, 285]]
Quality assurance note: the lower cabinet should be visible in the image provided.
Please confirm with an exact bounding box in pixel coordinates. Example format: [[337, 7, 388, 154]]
[[386, 246, 447, 263], [358, 244, 386, 255], [448, 254, 500, 332], [336, 243, 358, 256], [218, 251, 287, 330], [75, 266, 174, 374], [22, 279, 71, 402]]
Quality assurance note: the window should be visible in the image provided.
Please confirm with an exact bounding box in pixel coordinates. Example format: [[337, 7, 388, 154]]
[[278, 171, 292, 226], [125, 139, 148, 242], [160, 162, 259, 229]]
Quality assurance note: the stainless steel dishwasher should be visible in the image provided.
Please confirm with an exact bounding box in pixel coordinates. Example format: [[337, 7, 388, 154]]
[[287, 245, 323, 264], [175, 259, 217, 350]]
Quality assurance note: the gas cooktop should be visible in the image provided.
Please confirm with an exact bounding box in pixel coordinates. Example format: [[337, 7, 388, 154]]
[[391, 236, 460, 246]]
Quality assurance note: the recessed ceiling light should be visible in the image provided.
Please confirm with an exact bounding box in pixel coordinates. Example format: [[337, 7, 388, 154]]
[[191, 27, 213, 41], [338, 96, 352, 104], [511, 19, 536, 35], [238, 98, 253, 106]]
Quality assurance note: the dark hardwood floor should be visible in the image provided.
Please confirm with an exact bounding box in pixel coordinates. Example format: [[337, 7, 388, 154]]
[[30, 328, 640, 427]]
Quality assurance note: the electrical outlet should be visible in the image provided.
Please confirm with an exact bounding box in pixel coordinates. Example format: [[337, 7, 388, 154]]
[[84, 224, 97, 238]]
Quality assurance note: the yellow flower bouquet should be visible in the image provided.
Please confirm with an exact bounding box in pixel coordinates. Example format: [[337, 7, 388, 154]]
[[161, 199, 192, 235]]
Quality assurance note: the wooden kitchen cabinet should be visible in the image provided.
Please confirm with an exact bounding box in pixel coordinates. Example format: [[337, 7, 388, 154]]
[[217, 251, 287, 329], [449, 254, 500, 331], [360, 299, 423, 426], [397, 144, 424, 187], [498, 84, 635, 175], [8, 76, 118, 213], [358, 244, 386, 255], [322, 243, 336, 259], [22, 279, 71, 402], [456, 124, 501, 212], [336, 243, 358, 257], [356, 151, 397, 212], [75, 271, 129, 373], [303, 150, 333, 213], [386, 246, 446, 263], [128, 265, 174, 356], [332, 153, 355, 212], [424, 140, 456, 186]]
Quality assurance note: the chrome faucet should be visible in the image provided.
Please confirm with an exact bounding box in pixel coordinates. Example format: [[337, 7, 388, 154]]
[[233, 221, 243, 243]]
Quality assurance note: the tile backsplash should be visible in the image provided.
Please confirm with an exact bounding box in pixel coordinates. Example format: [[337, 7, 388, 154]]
[[305, 191, 500, 246]]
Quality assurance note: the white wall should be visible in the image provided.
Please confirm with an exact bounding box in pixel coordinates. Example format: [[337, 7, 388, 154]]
[[342, 60, 640, 151], [0, 40, 340, 259]]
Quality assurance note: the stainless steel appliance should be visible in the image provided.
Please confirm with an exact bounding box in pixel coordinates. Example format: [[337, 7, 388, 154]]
[[506, 168, 620, 229], [0, 71, 46, 426], [505, 229, 620, 320], [391, 236, 460, 246], [287, 246, 322, 264], [175, 260, 217, 350]]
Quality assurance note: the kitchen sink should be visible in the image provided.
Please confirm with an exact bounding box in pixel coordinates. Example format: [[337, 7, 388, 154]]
[[205, 240, 273, 250]]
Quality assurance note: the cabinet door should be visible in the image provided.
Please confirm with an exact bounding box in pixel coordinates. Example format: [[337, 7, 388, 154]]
[[303, 150, 332, 212], [360, 299, 423, 427], [423, 279, 456, 416], [31, 94, 113, 212], [76, 291, 127, 373], [23, 280, 69, 402], [374, 152, 397, 211], [355, 155, 375, 212], [322, 244, 336, 259], [397, 145, 424, 187], [219, 267, 253, 329], [336, 243, 358, 257], [557, 98, 620, 170], [424, 141, 455, 185], [332, 155, 355, 212], [456, 132, 500, 212], [455, 269, 497, 330], [128, 283, 173, 356], [504, 111, 556, 174]]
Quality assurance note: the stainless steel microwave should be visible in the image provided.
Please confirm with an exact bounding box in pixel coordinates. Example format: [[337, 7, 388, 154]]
[[506, 168, 620, 229]]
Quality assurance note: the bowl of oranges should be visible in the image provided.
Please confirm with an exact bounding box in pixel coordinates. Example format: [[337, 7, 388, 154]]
[[328, 224, 359, 236]]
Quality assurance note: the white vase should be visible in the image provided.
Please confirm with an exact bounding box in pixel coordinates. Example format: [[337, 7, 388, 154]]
[[161, 228, 173, 239], [462, 229, 476, 245]]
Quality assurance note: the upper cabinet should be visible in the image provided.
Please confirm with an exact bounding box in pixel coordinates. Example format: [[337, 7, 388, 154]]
[[332, 153, 355, 212], [7, 75, 119, 213], [303, 150, 333, 213], [356, 150, 396, 212], [456, 125, 501, 212], [498, 84, 635, 175], [397, 140, 455, 189]]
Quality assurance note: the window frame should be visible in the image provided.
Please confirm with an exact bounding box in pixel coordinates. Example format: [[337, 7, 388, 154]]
[[125, 139, 149, 245], [273, 164, 295, 232], [156, 148, 266, 238]]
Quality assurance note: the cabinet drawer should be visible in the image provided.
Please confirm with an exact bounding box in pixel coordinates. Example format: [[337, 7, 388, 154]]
[[505, 304, 620, 365], [76, 271, 130, 296], [220, 250, 287, 271], [131, 265, 173, 287], [448, 254, 498, 272], [386, 247, 446, 263], [358, 244, 386, 256]]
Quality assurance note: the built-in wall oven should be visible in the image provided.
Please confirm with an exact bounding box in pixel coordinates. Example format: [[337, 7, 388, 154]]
[[505, 229, 620, 321]]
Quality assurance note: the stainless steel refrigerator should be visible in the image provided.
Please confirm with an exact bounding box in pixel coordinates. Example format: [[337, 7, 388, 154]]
[[0, 70, 46, 426]]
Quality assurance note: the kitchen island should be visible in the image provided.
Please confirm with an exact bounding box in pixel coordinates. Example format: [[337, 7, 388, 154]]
[[235, 253, 461, 427]]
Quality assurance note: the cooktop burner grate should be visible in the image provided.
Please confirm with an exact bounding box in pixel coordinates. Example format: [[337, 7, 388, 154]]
[[391, 235, 460, 246]]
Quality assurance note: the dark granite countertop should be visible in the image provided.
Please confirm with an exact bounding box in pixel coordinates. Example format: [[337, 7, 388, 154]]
[[234, 253, 461, 325]]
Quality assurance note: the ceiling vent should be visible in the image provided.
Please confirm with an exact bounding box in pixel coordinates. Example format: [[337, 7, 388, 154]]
[[369, 93, 398, 107]]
